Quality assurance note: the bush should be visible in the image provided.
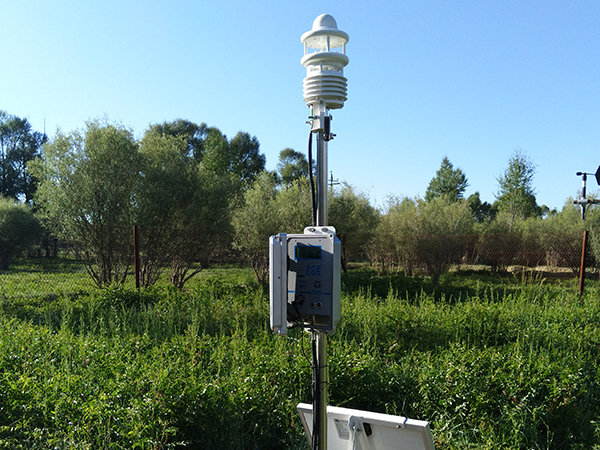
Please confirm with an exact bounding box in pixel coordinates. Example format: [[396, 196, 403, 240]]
[[0, 197, 43, 270]]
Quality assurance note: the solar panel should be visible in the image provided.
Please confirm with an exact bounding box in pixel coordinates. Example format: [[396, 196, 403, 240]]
[[297, 403, 436, 450]]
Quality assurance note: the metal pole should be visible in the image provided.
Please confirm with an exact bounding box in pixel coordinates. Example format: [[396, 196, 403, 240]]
[[316, 113, 328, 227], [579, 230, 588, 297], [581, 174, 587, 222], [313, 106, 328, 450], [133, 224, 140, 289]]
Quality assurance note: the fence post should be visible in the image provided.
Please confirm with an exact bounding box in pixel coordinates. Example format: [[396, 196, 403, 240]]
[[579, 230, 588, 297], [134, 224, 140, 289]]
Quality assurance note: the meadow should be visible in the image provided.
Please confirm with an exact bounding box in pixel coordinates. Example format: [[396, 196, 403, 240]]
[[1, 260, 599, 449]]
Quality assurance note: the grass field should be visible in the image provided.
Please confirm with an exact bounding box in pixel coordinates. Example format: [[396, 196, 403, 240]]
[[0, 259, 599, 449]]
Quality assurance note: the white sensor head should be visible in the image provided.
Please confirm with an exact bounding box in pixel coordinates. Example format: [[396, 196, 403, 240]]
[[301, 14, 349, 110]]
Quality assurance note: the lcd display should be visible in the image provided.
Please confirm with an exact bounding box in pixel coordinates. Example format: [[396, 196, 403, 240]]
[[295, 245, 322, 260]]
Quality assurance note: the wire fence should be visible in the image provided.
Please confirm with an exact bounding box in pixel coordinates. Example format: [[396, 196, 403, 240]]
[[467, 230, 593, 277], [0, 230, 595, 300], [369, 230, 597, 281]]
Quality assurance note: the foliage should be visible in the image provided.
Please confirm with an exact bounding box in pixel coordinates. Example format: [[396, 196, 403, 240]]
[[276, 148, 310, 185], [370, 196, 475, 282], [137, 129, 233, 289], [0, 111, 47, 204], [425, 156, 469, 203], [148, 121, 266, 188], [202, 129, 266, 187], [147, 119, 208, 161], [232, 173, 312, 284], [412, 196, 476, 282], [496, 149, 539, 230], [467, 191, 496, 223], [31, 120, 141, 287], [227, 132, 266, 185], [232, 171, 282, 285], [329, 184, 380, 271], [0, 198, 43, 270], [276, 177, 313, 233], [1, 268, 600, 449]]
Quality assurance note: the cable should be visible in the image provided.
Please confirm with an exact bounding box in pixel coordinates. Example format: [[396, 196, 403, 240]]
[[308, 128, 317, 226]]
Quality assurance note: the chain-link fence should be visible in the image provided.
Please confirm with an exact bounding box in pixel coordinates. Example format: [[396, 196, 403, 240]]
[[469, 230, 592, 277], [1, 230, 596, 300], [369, 230, 596, 281]]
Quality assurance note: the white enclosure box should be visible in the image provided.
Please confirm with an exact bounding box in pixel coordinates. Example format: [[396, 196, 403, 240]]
[[269, 227, 341, 335]]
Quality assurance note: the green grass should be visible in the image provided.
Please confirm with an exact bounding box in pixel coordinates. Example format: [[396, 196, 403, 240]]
[[0, 261, 599, 449]]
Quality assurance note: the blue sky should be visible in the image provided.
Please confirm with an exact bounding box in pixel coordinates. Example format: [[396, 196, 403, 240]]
[[2, 0, 599, 210]]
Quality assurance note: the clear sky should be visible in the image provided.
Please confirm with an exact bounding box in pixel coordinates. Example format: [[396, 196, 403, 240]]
[[2, 0, 599, 211]]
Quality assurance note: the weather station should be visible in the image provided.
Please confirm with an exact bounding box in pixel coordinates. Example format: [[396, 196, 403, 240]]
[[573, 167, 600, 296], [269, 14, 435, 450], [573, 166, 600, 221]]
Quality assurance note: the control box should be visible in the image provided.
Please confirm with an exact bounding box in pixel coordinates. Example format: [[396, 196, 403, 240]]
[[270, 226, 341, 335]]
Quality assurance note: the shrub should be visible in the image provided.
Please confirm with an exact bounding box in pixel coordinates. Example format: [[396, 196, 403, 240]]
[[0, 197, 43, 270]]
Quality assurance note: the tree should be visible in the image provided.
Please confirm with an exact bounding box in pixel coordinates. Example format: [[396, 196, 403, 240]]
[[0, 197, 43, 269], [0, 111, 47, 204], [231, 172, 314, 285], [31, 120, 141, 287], [425, 156, 468, 202], [496, 149, 539, 230], [370, 195, 475, 282], [276, 148, 310, 185], [467, 192, 496, 223], [228, 132, 265, 185], [412, 196, 476, 282], [369, 196, 418, 275], [137, 129, 233, 289], [201, 129, 265, 188], [148, 119, 208, 161], [329, 184, 380, 271], [231, 171, 281, 285]]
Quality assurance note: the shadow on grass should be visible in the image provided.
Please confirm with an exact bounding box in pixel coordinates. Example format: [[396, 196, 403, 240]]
[[341, 265, 584, 304]]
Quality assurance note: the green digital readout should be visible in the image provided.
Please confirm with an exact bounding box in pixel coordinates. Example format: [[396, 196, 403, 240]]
[[295, 244, 322, 260]]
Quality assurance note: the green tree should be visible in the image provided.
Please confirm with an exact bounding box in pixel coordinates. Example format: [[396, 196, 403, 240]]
[[231, 171, 281, 284], [276, 177, 313, 233], [137, 128, 233, 289], [228, 132, 265, 185], [0, 197, 43, 269], [0, 111, 47, 204], [329, 184, 380, 271], [201, 127, 230, 175], [232, 172, 313, 285], [413, 196, 476, 282], [369, 196, 418, 275], [425, 156, 469, 202], [31, 120, 141, 287], [496, 149, 539, 230], [370, 196, 475, 281], [276, 148, 310, 185], [467, 192, 496, 223], [148, 119, 208, 161]]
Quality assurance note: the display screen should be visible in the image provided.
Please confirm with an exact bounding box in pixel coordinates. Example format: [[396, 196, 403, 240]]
[[295, 245, 322, 260]]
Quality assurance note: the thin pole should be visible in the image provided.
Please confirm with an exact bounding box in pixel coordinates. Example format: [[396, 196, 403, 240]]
[[133, 224, 140, 289], [316, 118, 328, 227], [579, 230, 588, 297], [313, 106, 328, 450]]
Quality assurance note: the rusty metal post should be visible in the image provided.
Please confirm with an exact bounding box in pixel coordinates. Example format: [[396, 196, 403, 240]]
[[134, 224, 140, 289], [579, 230, 588, 297]]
